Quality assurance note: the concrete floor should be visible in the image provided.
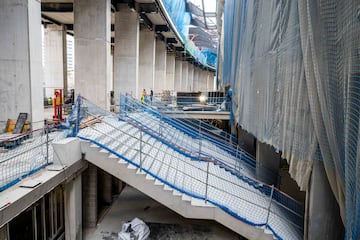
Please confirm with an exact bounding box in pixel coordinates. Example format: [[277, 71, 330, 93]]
[[83, 185, 242, 240]]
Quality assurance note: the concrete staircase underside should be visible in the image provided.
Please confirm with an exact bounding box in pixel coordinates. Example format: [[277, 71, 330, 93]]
[[80, 140, 274, 240]]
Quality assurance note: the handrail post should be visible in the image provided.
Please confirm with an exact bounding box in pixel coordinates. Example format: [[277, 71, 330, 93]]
[[198, 121, 202, 158], [75, 95, 81, 136], [205, 161, 210, 203], [159, 114, 162, 136], [139, 128, 143, 172], [46, 125, 49, 164], [265, 185, 275, 227]]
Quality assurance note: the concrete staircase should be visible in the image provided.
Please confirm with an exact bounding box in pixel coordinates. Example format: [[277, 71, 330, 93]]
[[80, 139, 275, 240]]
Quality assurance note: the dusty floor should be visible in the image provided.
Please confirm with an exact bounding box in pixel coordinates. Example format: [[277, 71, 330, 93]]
[[83, 186, 242, 240]]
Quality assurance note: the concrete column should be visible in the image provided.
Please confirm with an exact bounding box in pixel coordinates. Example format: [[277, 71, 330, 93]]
[[139, 28, 155, 99], [165, 53, 175, 91], [74, 0, 111, 109], [154, 39, 167, 94], [306, 160, 344, 240], [188, 64, 194, 92], [181, 62, 189, 91], [237, 126, 256, 157], [0, 225, 7, 239], [112, 176, 125, 195], [43, 24, 67, 99], [0, 0, 43, 130], [82, 164, 98, 227], [65, 175, 82, 240], [99, 170, 112, 205], [199, 70, 206, 91], [207, 71, 214, 91], [114, 4, 139, 101], [174, 59, 182, 92], [256, 141, 280, 186], [193, 67, 199, 92]]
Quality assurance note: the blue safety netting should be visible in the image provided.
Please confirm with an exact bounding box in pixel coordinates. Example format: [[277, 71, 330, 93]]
[[69, 95, 304, 239], [161, 0, 217, 68], [219, 0, 360, 239]]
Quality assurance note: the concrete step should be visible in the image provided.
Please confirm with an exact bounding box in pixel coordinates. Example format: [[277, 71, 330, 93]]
[[191, 198, 214, 208], [181, 194, 192, 202], [145, 174, 155, 181]]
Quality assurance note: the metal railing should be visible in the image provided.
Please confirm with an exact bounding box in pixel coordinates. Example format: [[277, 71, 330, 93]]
[[0, 127, 66, 191], [120, 94, 281, 183], [74, 95, 304, 239]]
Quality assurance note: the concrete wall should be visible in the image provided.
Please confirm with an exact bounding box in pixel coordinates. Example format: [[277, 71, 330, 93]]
[[0, 0, 44, 130]]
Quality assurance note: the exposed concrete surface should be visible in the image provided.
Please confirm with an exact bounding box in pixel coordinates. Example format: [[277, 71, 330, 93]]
[[154, 39, 167, 94], [74, 0, 111, 109], [0, 0, 44, 130], [181, 61, 189, 91], [83, 186, 241, 240], [114, 4, 139, 100], [138, 28, 155, 99], [307, 160, 344, 240], [165, 53, 175, 91], [0, 160, 88, 228], [174, 59, 182, 92]]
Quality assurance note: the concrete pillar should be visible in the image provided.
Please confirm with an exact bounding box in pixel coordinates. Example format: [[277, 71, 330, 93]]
[[0, 225, 7, 240], [174, 59, 182, 92], [193, 67, 199, 91], [112, 176, 125, 195], [237, 126, 256, 157], [165, 53, 175, 91], [74, 0, 111, 109], [82, 164, 98, 227], [181, 61, 189, 91], [306, 160, 344, 240], [0, 0, 43, 130], [138, 28, 155, 99], [99, 169, 112, 205], [256, 141, 280, 186], [154, 39, 167, 94], [200, 70, 206, 91], [114, 4, 139, 101], [188, 64, 194, 92], [207, 71, 214, 91], [65, 175, 82, 240], [43, 24, 67, 99]]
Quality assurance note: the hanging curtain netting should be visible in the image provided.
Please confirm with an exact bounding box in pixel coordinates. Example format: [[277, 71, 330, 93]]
[[219, 0, 360, 239]]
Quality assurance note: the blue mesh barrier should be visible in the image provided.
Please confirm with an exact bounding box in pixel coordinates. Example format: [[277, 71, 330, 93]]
[[160, 0, 217, 68]]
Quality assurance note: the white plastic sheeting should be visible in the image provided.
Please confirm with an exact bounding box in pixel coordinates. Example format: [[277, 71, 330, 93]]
[[118, 218, 150, 240], [219, 0, 360, 238]]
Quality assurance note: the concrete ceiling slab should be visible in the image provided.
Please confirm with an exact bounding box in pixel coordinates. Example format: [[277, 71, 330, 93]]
[[146, 13, 166, 25], [42, 12, 73, 24]]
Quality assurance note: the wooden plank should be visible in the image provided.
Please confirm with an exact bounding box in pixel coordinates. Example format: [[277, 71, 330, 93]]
[[13, 113, 28, 134]]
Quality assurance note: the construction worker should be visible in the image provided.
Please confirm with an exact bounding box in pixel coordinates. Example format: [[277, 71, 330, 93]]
[[141, 89, 147, 104]]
